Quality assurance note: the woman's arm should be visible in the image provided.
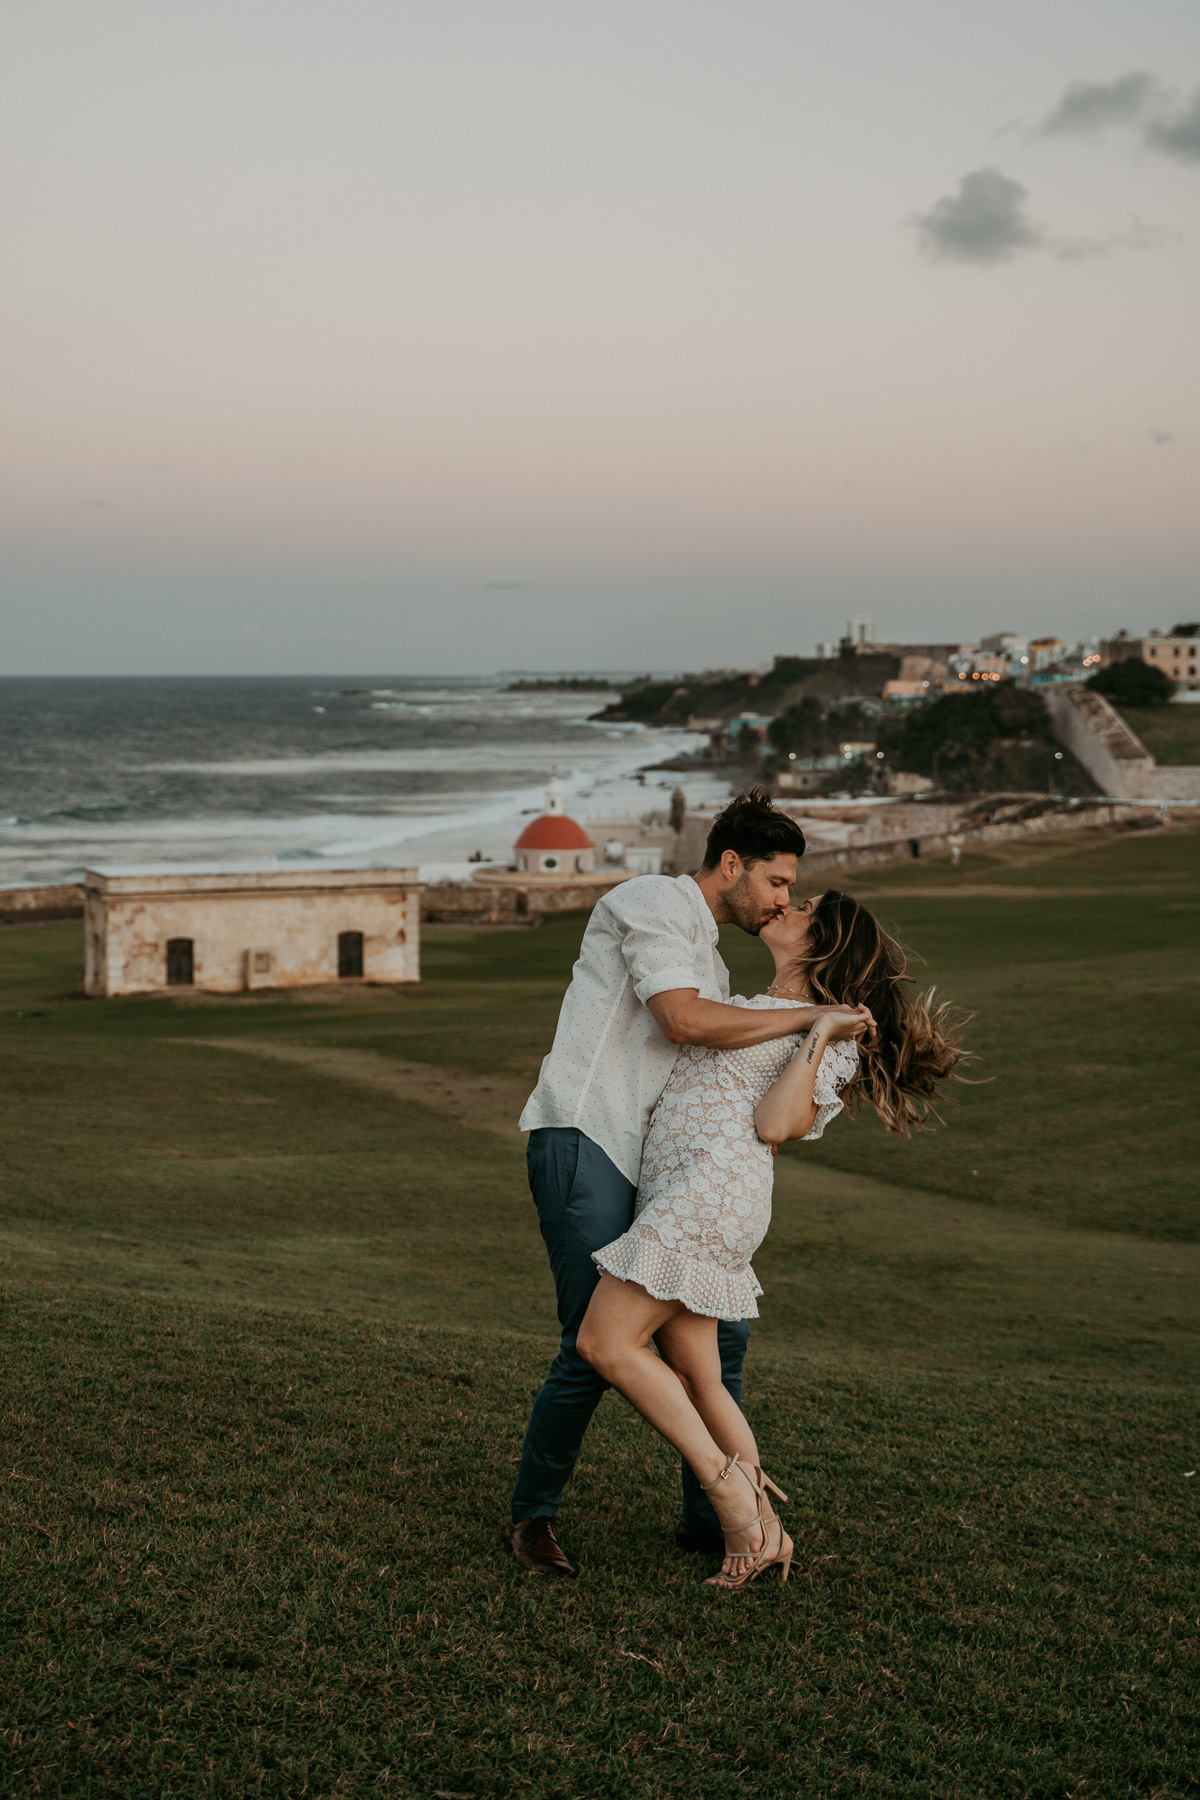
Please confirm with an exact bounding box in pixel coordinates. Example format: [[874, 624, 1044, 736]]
[[754, 1013, 868, 1145]]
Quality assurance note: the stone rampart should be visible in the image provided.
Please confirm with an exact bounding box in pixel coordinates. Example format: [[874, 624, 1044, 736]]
[[0, 883, 85, 925], [421, 872, 632, 924], [1045, 684, 1200, 802], [797, 800, 1165, 878]]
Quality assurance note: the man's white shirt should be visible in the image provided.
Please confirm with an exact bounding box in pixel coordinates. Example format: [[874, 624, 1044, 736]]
[[519, 873, 730, 1185]]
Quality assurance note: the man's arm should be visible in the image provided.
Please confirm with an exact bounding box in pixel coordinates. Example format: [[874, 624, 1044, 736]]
[[647, 988, 874, 1049]]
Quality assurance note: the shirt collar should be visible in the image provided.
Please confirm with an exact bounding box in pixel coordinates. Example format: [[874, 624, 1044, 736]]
[[676, 872, 719, 944]]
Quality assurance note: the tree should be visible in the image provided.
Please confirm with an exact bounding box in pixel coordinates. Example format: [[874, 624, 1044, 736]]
[[767, 697, 827, 758], [1087, 658, 1174, 707], [878, 683, 1056, 791], [767, 698, 875, 761], [1170, 622, 1199, 639]]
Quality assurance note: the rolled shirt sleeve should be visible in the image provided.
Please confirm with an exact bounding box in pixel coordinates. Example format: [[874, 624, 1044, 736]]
[[519, 873, 729, 1185], [612, 882, 710, 1004]]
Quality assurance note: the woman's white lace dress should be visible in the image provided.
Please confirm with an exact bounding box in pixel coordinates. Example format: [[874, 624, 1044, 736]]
[[593, 995, 858, 1321]]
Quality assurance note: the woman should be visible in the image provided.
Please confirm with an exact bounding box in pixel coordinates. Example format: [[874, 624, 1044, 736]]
[[577, 888, 968, 1590]]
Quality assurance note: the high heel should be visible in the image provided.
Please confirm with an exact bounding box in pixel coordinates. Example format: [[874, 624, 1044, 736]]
[[699, 1453, 794, 1591]]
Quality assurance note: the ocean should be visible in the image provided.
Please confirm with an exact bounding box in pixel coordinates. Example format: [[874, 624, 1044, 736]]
[[0, 676, 729, 888]]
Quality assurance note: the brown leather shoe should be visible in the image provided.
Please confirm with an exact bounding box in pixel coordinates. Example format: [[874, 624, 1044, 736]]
[[503, 1517, 577, 1577]]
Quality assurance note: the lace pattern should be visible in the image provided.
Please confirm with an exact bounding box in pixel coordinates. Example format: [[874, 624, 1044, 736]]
[[592, 995, 858, 1322]]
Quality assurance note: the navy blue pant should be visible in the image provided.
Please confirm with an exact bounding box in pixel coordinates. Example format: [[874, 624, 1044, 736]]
[[510, 1126, 750, 1528]]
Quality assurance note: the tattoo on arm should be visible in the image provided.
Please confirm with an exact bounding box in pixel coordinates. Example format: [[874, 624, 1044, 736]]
[[805, 1036, 820, 1065]]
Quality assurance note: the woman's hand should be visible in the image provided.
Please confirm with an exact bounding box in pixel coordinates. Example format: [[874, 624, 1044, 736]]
[[820, 1007, 872, 1044]]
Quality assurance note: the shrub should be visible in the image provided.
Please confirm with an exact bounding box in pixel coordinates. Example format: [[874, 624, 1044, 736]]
[[1087, 657, 1175, 707]]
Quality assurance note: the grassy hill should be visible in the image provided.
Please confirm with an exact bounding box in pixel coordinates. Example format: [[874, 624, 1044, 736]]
[[2, 821, 1198, 1796], [1116, 702, 1200, 766]]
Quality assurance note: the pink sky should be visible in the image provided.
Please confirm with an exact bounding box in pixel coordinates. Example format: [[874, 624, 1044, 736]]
[[2, 1, 1197, 671]]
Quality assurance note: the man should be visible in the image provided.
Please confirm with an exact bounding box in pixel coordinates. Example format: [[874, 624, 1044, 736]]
[[506, 787, 868, 1576]]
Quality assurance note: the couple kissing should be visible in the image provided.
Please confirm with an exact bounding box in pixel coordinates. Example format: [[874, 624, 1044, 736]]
[[506, 787, 966, 1589]]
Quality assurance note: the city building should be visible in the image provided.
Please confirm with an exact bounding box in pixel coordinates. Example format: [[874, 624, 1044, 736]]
[[1100, 631, 1200, 691], [83, 863, 422, 997], [882, 679, 933, 703], [728, 712, 775, 747]]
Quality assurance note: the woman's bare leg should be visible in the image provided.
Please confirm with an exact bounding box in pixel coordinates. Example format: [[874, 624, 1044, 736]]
[[654, 1310, 759, 1467], [654, 1310, 767, 1579], [576, 1273, 766, 1576]]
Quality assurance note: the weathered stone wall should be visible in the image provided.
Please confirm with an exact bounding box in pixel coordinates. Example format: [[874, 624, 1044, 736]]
[[1045, 685, 1200, 802], [421, 873, 632, 924], [675, 799, 972, 870], [0, 884, 85, 925], [1044, 686, 1158, 798], [798, 800, 1165, 878], [84, 868, 421, 995], [1149, 765, 1200, 802], [675, 792, 1168, 883]]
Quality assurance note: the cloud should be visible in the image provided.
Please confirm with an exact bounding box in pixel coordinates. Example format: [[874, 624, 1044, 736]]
[[1040, 72, 1158, 135], [913, 167, 1042, 263], [1145, 90, 1200, 163], [482, 575, 531, 592], [1147, 429, 1175, 446], [1040, 72, 1200, 163], [913, 170, 1170, 269]]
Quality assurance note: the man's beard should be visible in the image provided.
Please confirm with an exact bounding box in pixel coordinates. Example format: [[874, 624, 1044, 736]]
[[723, 873, 777, 936]]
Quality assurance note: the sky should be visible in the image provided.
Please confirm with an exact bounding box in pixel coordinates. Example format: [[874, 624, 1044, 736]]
[[1, 0, 1198, 675]]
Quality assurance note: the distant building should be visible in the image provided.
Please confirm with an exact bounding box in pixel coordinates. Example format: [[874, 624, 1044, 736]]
[[882, 679, 932, 703], [513, 780, 595, 874], [886, 771, 935, 796], [1028, 636, 1065, 672], [728, 712, 775, 747], [979, 632, 1027, 655], [470, 781, 632, 910], [1101, 632, 1200, 691], [84, 863, 422, 997], [776, 767, 837, 793]]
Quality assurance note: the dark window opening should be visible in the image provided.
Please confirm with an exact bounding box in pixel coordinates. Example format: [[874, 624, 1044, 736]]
[[338, 930, 364, 979], [166, 938, 194, 986]]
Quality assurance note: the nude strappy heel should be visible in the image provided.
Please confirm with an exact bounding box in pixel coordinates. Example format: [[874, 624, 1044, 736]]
[[699, 1452, 794, 1590]]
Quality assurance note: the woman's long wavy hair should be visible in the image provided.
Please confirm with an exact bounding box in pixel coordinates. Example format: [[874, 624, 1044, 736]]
[[792, 889, 973, 1136]]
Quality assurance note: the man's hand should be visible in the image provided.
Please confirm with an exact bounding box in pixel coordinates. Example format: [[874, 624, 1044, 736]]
[[646, 989, 875, 1051]]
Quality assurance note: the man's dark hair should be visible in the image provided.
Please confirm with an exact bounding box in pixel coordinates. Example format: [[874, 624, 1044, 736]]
[[701, 786, 806, 870]]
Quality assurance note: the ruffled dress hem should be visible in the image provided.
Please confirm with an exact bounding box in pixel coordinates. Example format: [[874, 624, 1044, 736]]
[[593, 1227, 762, 1322]]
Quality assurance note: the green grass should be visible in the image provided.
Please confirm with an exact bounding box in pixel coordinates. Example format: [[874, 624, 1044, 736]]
[[2, 820, 1200, 1796], [4, 1290, 1198, 1799], [1116, 703, 1200, 765]]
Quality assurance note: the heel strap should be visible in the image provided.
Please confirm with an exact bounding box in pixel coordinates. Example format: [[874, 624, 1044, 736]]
[[700, 1452, 744, 1494]]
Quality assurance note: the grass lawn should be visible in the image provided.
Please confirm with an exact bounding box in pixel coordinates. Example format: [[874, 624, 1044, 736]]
[[1116, 703, 1200, 766], [2, 821, 1199, 1796]]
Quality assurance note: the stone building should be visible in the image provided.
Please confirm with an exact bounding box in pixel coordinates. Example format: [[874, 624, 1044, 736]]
[[83, 863, 422, 996], [1100, 632, 1200, 691]]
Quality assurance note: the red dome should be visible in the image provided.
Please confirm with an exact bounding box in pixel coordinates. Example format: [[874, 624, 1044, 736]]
[[514, 813, 593, 851]]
